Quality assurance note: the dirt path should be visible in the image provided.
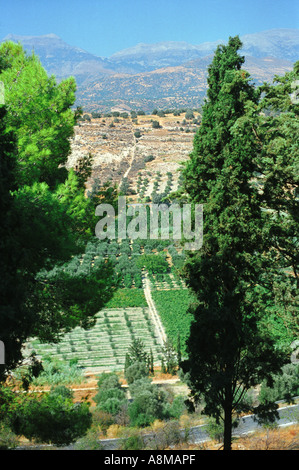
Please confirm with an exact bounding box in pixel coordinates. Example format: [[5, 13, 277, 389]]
[[143, 272, 167, 346], [122, 128, 137, 180]]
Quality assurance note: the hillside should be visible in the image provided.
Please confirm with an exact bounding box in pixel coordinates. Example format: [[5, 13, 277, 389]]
[[2, 29, 298, 111], [76, 54, 294, 112], [67, 111, 198, 194]]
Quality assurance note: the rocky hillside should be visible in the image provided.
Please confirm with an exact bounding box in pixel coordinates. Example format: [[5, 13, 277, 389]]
[[77, 54, 294, 113], [68, 112, 199, 196], [108, 29, 299, 71], [2, 29, 298, 111]]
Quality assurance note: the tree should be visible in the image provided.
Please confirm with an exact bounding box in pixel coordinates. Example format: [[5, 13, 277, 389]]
[[126, 338, 149, 365], [128, 378, 168, 427], [161, 339, 178, 375], [125, 361, 149, 385], [185, 109, 194, 120], [181, 36, 290, 450], [0, 41, 76, 188], [152, 120, 161, 129], [255, 62, 299, 341], [0, 42, 115, 381], [10, 386, 92, 447], [94, 373, 126, 416]]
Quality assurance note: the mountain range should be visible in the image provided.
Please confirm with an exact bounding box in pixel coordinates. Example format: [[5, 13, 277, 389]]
[[2, 29, 298, 111]]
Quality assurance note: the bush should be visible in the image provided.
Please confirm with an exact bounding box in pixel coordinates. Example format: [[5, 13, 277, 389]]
[[74, 429, 104, 450], [31, 357, 84, 386], [10, 386, 92, 447], [206, 418, 224, 443], [147, 420, 186, 450], [128, 378, 168, 427], [91, 409, 114, 436], [120, 432, 146, 450], [166, 395, 187, 419], [152, 120, 161, 129], [259, 363, 299, 404], [0, 424, 19, 450], [94, 373, 127, 416], [125, 361, 149, 385], [136, 254, 169, 274]]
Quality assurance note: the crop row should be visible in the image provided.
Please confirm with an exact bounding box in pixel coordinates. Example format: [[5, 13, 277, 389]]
[[26, 308, 163, 371]]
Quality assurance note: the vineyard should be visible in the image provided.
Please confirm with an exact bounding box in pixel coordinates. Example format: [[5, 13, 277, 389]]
[[27, 307, 163, 373], [26, 185, 195, 373]]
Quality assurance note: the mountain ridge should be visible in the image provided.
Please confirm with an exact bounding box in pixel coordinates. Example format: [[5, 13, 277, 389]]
[[2, 29, 298, 110]]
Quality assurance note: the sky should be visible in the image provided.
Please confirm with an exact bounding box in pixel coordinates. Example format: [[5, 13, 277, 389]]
[[0, 0, 298, 57]]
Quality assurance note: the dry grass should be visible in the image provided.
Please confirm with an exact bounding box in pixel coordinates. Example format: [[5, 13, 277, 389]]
[[232, 425, 299, 450]]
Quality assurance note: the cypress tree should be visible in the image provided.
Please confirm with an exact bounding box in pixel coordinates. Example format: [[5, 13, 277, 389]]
[[181, 36, 290, 450]]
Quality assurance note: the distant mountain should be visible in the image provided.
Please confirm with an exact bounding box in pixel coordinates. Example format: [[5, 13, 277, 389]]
[[108, 40, 223, 71], [108, 29, 299, 71], [2, 29, 298, 110], [2, 33, 115, 83], [76, 55, 294, 113], [240, 28, 299, 63]]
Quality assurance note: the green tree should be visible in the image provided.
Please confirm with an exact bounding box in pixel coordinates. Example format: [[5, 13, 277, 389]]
[[0, 42, 115, 381], [126, 338, 149, 365], [0, 41, 76, 188], [255, 62, 299, 341], [161, 339, 178, 375], [181, 36, 290, 450], [125, 361, 149, 385], [128, 378, 168, 427], [94, 373, 126, 416], [10, 386, 92, 447]]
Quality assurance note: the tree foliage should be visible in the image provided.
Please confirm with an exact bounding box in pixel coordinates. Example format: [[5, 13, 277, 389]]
[[180, 36, 292, 450], [10, 386, 92, 447], [0, 42, 115, 381]]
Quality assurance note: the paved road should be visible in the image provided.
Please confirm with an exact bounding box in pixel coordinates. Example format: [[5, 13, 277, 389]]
[[16, 403, 298, 450], [97, 403, 299, 450]]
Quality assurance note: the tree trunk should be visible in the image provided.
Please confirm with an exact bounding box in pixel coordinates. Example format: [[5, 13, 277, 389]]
[[223, 394, 233, 450]]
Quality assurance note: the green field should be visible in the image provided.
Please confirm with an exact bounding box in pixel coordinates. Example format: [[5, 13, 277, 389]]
[[26, 206, 194, 372], [26, 307, 163, 373], [151, 289, 195, 356]]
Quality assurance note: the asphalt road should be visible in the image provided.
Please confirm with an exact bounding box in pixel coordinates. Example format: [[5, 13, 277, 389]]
[[98, 403, 299, 450], [15, 403, 298, 450]]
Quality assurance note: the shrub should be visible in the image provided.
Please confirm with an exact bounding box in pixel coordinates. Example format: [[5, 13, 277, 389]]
[[136, 254, 169, 274], [152, 120, 161, 129], [120, 432, 146, 450], [32, 357, 84, 386], [147, 420, 186, 450], [91, 409, 114, 436], [125, 361, 149, 385], [94, 373, 127, 416], [128, 378, 168, 427], [0, 424, 19, 450], [259, 363, 299, 404], [10, 386, 92, 447], [74, 429, 104, 450]]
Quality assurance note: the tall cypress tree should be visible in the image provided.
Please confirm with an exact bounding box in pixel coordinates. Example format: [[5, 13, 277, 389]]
[[181, 37, 289, 450]]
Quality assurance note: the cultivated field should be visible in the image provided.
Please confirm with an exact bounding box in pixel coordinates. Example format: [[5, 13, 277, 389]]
[[25, 112, 199, 374]]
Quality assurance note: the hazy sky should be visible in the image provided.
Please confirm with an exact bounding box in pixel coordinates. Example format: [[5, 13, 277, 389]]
[[1, 0, 298, 57]]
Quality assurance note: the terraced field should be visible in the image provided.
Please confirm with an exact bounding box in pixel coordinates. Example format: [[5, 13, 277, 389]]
[[25, 113, 199, 374], [26, 307, 163, 374]]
